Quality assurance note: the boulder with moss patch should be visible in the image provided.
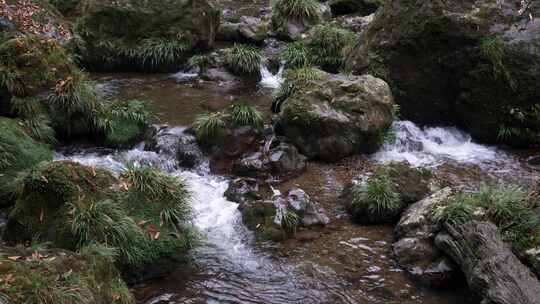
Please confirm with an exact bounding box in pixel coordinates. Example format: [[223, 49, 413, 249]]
[[5, 161, 194, 279], [346, 0, 540, 147], [340, 161, 432, 224], [74, 0, 220, 71], [0, 117, 52, 206], [271, 0, 331, 40], [275, 69, 394, 161], [0, 245, 134, 304]]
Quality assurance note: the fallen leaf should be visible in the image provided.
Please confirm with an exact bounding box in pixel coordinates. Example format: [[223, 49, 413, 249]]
[[7, 256, 20, 261]]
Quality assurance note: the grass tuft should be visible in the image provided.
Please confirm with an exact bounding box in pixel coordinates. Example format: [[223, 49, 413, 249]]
[[193, 112, 227, 142], [351, 169, 400, 216], [225, 44, 262, 77], [273, 0, 322, 22], [280, 41, 312, 69], [229, 102, 263, 128], [308, 25, 355, 71]]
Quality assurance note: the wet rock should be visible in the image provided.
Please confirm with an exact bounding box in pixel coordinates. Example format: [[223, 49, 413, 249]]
[[329, 0, 382, 16], [332, 13, 375, 33], [276, 70, 394, 162], [340, 162, 432, 224], [176, 135, 204, 169], [346, 0, 540, 147], [218, 16, 270, 44], [236, 186, 330, 241], [204, 68, 240, 83], [146, 126, 204, 169], [231, 140, 307, 179], [436, 221, 540, 304], [271, 1, 331, 40], [224, 177, 262, 206], [392, 188, 459, 286], [523, 248, 540, 279]]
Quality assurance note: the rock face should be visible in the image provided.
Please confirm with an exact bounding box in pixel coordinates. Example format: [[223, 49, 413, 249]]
[[218, 16, 270, 44], [276, 71, 394, 161], [436, 221, 540, 304], [76, 0, 220, 71], [271, 1, 331, 40], [340, 161, 431, 224], [346, 0, 540, 147], [393, 188, 458, 286]]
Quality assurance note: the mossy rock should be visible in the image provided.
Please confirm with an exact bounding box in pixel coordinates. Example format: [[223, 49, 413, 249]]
[[0, 117, 53, 206], [5, 161, 117, 248], [241, 200, 287, 242], [0, 34, 78, 98], [0, 245, 134, 304], [276, 70, 394, 161], [340, 161, 432, 224], [74, 0, 220, 71], [345, 0, 540, 147], [103, 99, 152, 148]]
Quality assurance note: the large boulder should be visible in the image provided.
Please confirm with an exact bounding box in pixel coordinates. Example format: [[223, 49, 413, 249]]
[[346, 0, 540, 147], [0, 118, 53, 206], [339, 161, 432, 224], [392, 187, 459, 286], [75, 0, 220, 71], [276, 70, 394, 161]]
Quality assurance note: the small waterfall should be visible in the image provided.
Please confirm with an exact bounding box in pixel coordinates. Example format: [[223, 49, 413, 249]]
[[373, 121, 510, 167], [259, 64, 284, 89]]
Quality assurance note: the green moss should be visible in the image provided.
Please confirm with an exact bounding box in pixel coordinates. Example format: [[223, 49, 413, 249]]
[[0, 35, 78, 97], [101, 99, 151, 148], [0, 117, 52, 205], [0, 245, 135, 304]]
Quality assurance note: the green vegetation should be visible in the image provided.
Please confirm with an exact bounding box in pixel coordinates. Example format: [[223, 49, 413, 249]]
[[307, 25, 355, 71], [435, 185, 539, 251], [497, 104, 540, 145], [272, 67, 325, 113], [0, 245, 134, 304], [100, 99, 152, 148], [10, 96, 57, 144], [479, 36, 515, 89], [230, 102, 263, 128], [0, 117, 52, 204], [130, 37, 192, 70], [193, 112, 227, 142], [280, 208, 300, 236], [224, 44, 262, 77], [351, 169, 400, 217], [188, 54, 211, 76], [6, 161, 194, 269], [280, 41, 312, 68], [272, 0, 322, 22]]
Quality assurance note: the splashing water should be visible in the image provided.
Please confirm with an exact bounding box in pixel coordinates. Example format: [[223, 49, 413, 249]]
[[259, 64, 284, 89], [373, 121, 512, 168], [54, 129, 358, 304]]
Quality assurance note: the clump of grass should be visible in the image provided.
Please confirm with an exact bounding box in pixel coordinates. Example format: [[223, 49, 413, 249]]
[[433, 194, 477, 226], [129, 37, 191, 70], [193, 112, 227, 142], [229, 102, 263, 128], [11, 96, 57, 144], [188, 54, 211, 76], [307, 25, 355, 71], [273, 0, 322, 22], [280, 41, 312, 69], [225, 44, 262, 77], [272, 67, 324, 113], [70, 199, 151, 266], [121, 163, 192, 226], [280, 208, 300, 235], [479, 36, 515, 89], [352, 169, 401, 216]]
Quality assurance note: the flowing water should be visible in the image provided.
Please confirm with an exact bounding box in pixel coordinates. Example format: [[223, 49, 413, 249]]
[[65, 72, 539, 303]]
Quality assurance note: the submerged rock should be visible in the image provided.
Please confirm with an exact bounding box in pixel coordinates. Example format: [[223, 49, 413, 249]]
[[346, 0, 540, 147], [340, 161, 432, 224], [276, 70, 394, 162]]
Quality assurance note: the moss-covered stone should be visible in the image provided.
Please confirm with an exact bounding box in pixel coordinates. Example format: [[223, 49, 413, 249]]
[[276, 69, 394, 161], [0, 245, 134, 304], [5, 161, 194, 277], [346, 0, 540, 147], [0, 117, 52, 206], [74, 0, 220, 71], [340, 161, 432, 224]]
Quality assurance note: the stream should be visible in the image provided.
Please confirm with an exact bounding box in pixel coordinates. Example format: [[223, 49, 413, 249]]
[[54, 70, 540, 304]]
